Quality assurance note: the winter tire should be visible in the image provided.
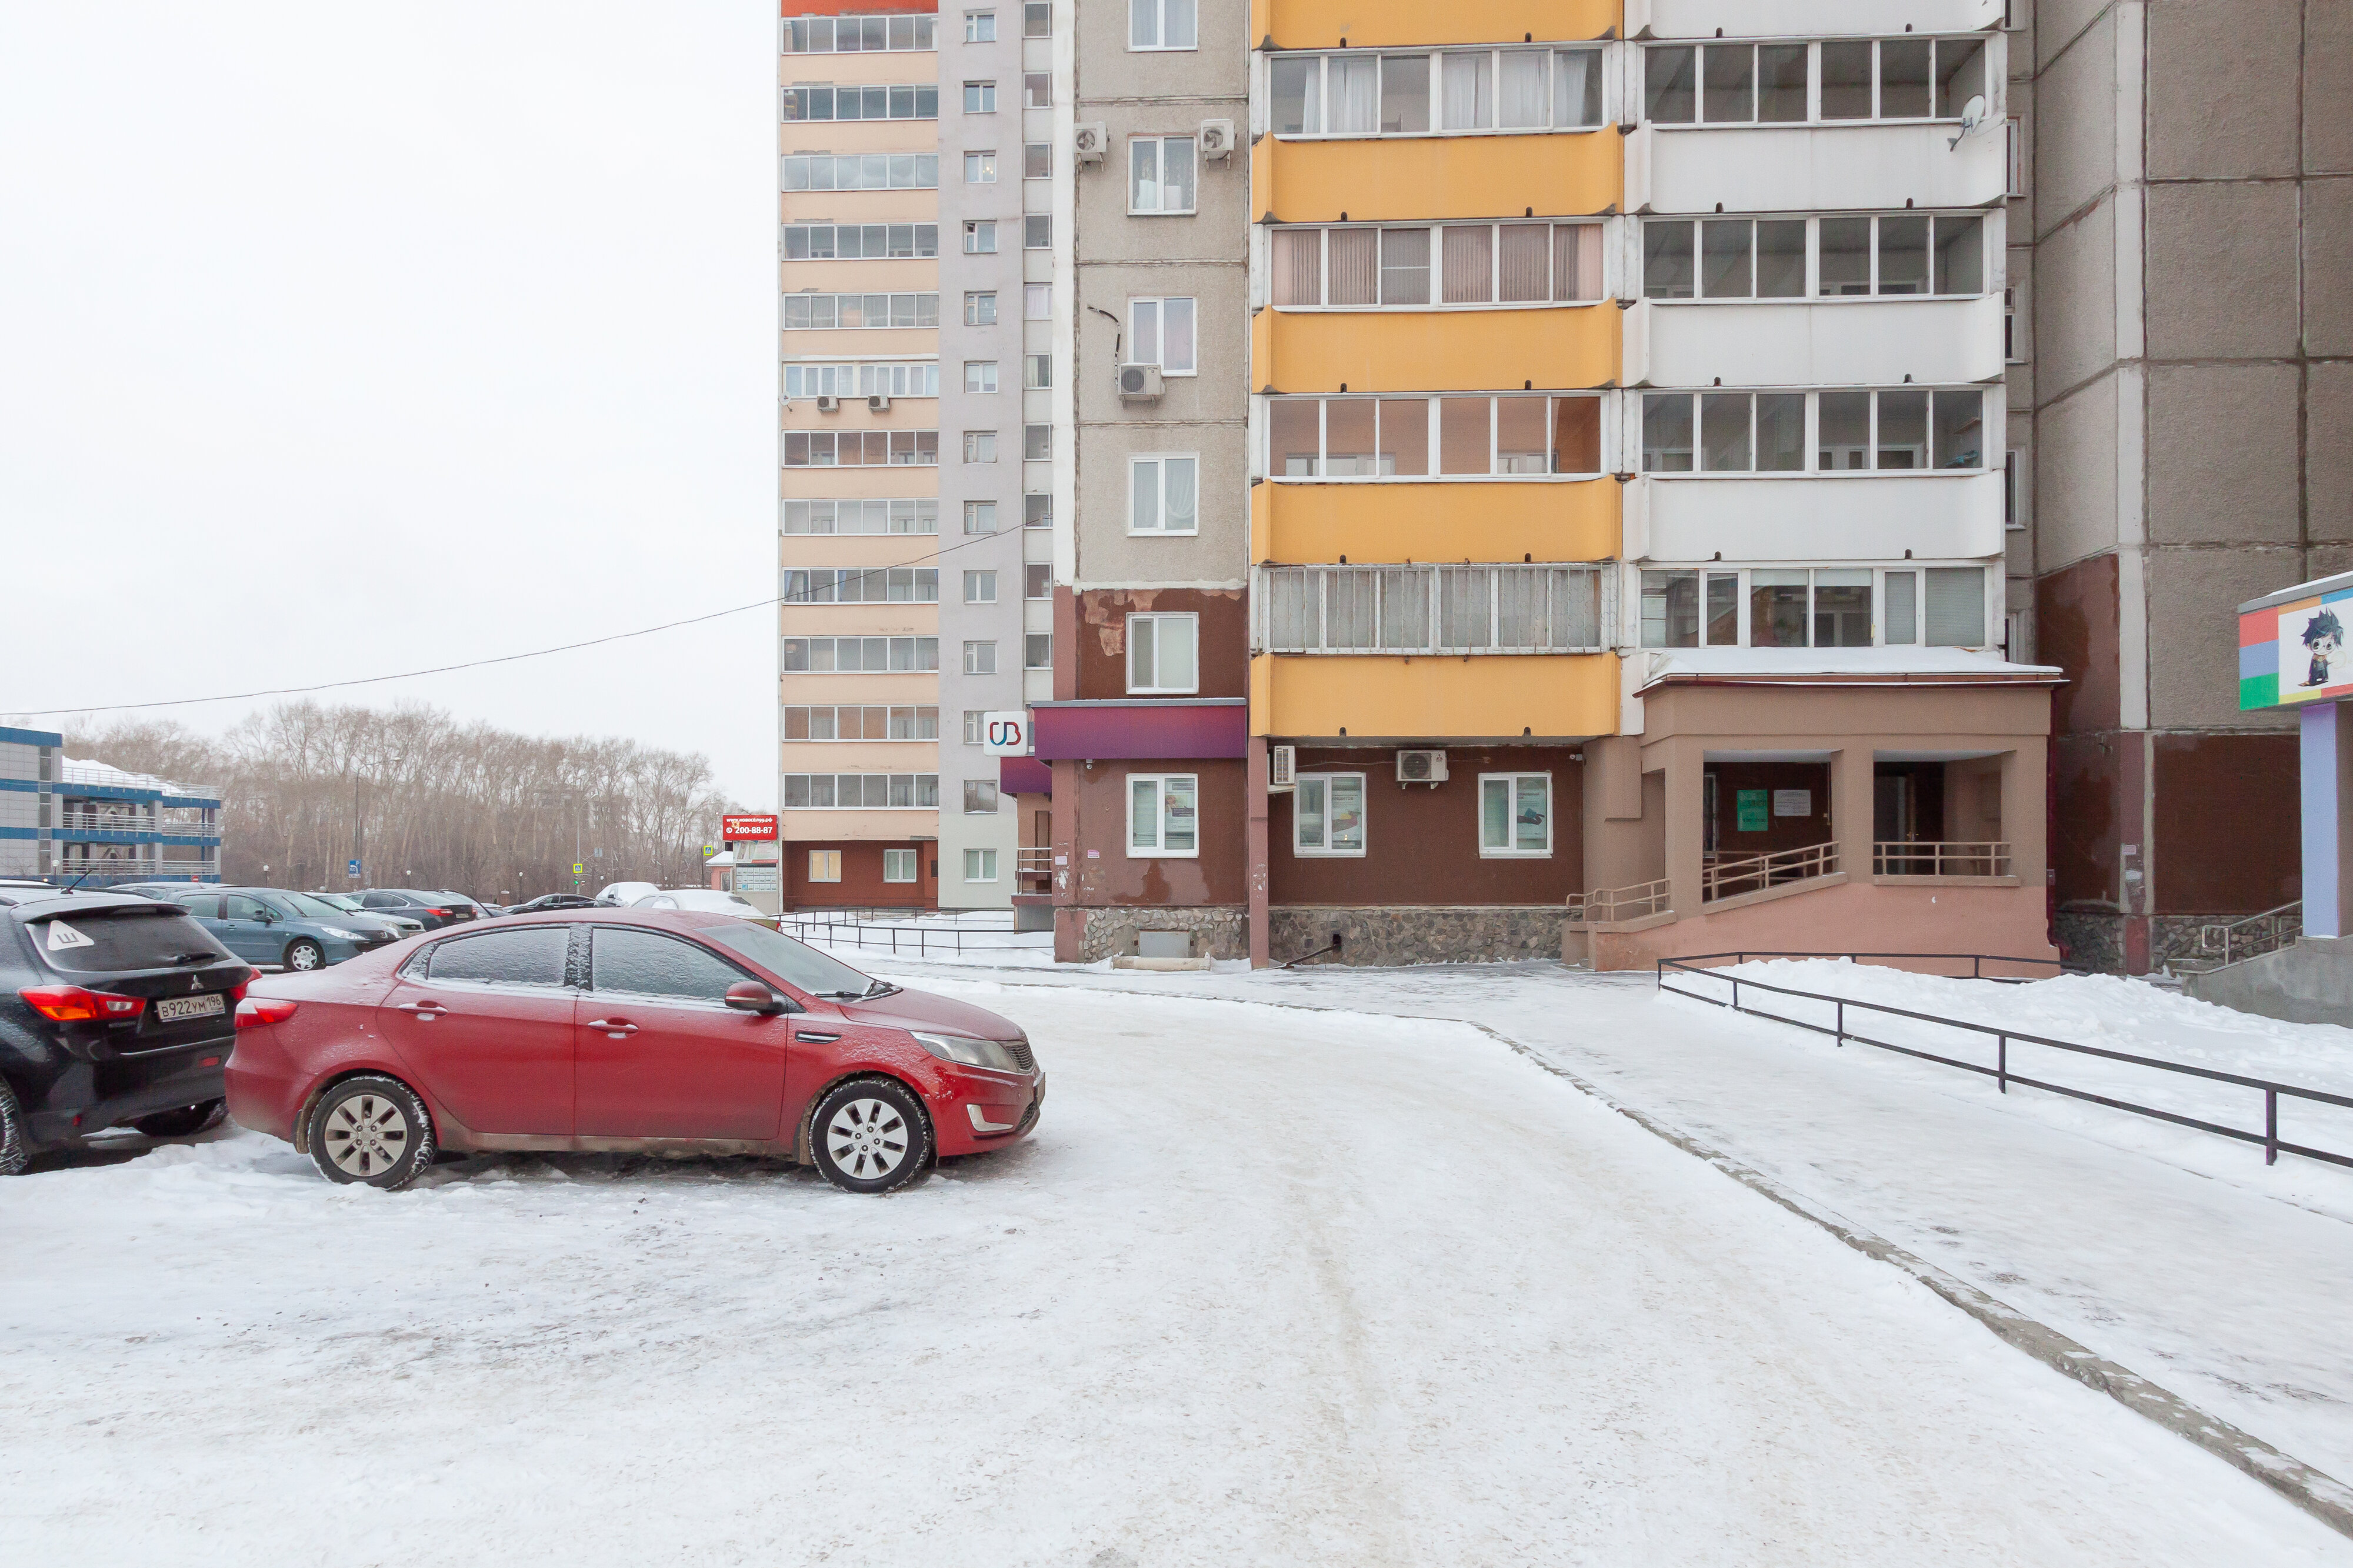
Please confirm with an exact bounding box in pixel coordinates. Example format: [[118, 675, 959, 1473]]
[[0, 1079, 28, 1177], [284, 939, 326, 972], [811, 1077, 930, 1195], [307, 1076, 436, 1190], [131, 1099, 227, 1139]]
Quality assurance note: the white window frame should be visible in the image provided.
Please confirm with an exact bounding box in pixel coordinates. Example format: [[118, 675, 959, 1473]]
[[1127, 297, 1197, 376], [1126, 612, 1200, 694], [1128, 453, 1201, 533], [1264, 394, 1602, 481], [1128, 0, 1196, 51], [964, 361, 999, 393], [963, 429, 998, 463], [1024, 282, 1052, 318], [1632, 562, 1990, 649], [964, 499, 999, 533], [963, 640, 998, 675], [964, 780, 1000, 815], [1292, 773, 1367, 857], [1126, 136, 1198, 215], [963, 847, 1000, 882], [882, 848, 919, 882], [808, 849, 842, 882], [963, 709, 986, 745], [964, 150, 998, 184], [964, 569, 997, 603], [1269, 46, 1608, 139], [964, 80, 997, 113], [963, 9, 996, 42], [1638, 386, 1989, 476], [1639, 38, 1992, 129], [962, 220, 998, 254], [1478, 773, 1554, 859], [1126, 773, 1200, 858]]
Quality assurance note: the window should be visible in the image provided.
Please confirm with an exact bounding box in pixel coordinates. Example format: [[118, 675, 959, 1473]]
[[1268, 395, 1601, 478], [964, 151, 998, 183], [589, 928, 755, 1002], [1129, 454, 1199, 532], [1023, 1, 1051, 36], [779, 636, 940, 671], [2005, 449, 2024, 529], [1128, 136, 1197, 213], [808, 850, 842, 882], [1479, 774, 1551, 857], [1024, 282, 1051, 318], [782, 705, 940, 740], [1126, 613, 1198, 693], [781, 498, 938, 534], [1024, 353, 1052, 389], [965, 570, 997, 603], [782, 774, 942, 808], [1262, 563, 1604, 653], [782, 430, 940, 467], [1925, 566, 1987, 646], [1638, 388, 1984, 473], [965, 361, 999, 393], [964, 710, 986, 744], [782, 14, 939, 52], [1025, 633, 1053, 669], [1645, 38, 1984, 126], [1128, 298, 1196, 373], [1642, 214, 1982, 300], [963, 220, 998, 253], [964, 780, 1000, 814], [963, 430, 998, 462], [883, 848, 919, 882], [784, 223, 940, 259], [964, 499, 998, 533], [782, 292, 941, 330], [1024, 215, 1051, 248], [781, 362, 940, 399], [965, 290, 997, 325], [1293, 774, 1365, 856], [1024, 73, 1051, 107], [964, 9, 995, 42], [1024, 423, 1051, 458], [1641, 565, 1987, 648], [781, 566, 939, 603], [1272, 48, 1602, 135], [964, 80, 997, 112], [964, 847, 999, 881], [1274, 222, 1604, 309], [1127, 774, 1199, 856], [964, 640, 998, 674], [1024, 492, 1052, 526], [1024, 142, 1051, 178], [425, 926, 569, 986], [1130, 0, 1195, 49], [781, 84, 940, 121], [1640, 569, 1741, 648], [1025, 563, 1051, 598], [779, 153, 939, 190]]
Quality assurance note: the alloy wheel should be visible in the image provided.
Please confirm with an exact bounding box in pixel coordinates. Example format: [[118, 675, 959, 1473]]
[[322, 1094, 411, 1178], [825, 1097, 908, 1181]]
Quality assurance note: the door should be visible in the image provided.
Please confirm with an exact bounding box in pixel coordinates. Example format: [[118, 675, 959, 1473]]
[[575, 925, 791, 1141], [373, 923, 578, 1136], [219, 893, 280, 962]]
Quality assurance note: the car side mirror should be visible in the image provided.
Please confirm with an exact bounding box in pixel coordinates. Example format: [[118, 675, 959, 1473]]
[[725, 980, 790, 1015]]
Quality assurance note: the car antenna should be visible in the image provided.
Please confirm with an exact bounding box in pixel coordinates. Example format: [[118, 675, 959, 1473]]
[[57, 867, 95, 894]]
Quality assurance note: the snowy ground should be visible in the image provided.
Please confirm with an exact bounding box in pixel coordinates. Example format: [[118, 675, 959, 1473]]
[[5, 976, 2352, 1563]]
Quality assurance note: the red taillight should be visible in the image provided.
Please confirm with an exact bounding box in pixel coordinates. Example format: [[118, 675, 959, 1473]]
[[235, 997, 299, 1029], [18, 985, 145, 1023]]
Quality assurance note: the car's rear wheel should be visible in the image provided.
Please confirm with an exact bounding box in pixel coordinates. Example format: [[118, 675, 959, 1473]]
[[284, 939, 325, 972], [811, 1077, 930, 1195], [0, 1079, 28, 1177], [131, 1099, 226, 1139], [308, 1076, 436, 1190]]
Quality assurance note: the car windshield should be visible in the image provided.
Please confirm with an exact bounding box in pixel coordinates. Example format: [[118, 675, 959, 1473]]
[[316, 894, 362, 912], [275, 893, 351, 919], [25, 906, 235, 974], [702, 922, 884, 999]]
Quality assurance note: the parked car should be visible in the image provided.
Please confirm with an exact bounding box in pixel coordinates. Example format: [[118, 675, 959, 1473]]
[[437, 892, 499, 919], [171, 888, 405, 972], [227, 908, 1042, 1194], [352, 889, 475, 930], [630, 889, 781, 930], [1, 890, 256, 1173], [593, 880, 660, 908], [313, 892, 424, 937], [0, 879, 63, 906], [503, 893, 601, 916]]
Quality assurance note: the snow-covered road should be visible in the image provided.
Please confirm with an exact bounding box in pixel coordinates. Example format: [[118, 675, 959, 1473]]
[[3, 982, 2347, 1564]]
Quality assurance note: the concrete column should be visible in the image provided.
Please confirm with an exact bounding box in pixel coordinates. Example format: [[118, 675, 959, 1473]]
[[1661, 739, 1706, 918], [2301, 703, 2351, 939], [1245, 737, 1270, 967], [1832, 745, 1877, 882]]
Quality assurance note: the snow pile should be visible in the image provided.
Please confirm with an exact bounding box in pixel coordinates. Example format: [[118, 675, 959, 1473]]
[[784, 908, 1059, 969]]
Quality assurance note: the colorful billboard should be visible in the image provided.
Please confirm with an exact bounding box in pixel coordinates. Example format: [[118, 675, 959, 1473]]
[[2241, 585, 2353, 710], [721, 813, 780, 841]]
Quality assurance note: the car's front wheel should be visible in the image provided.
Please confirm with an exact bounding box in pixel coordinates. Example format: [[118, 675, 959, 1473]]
[[308, 1076, 436, 1190], [0, 1079, 28, 1176], [284, 939, 325, 972], [810, 1077, 930, 1195], [132, 1099, 226, 1139]]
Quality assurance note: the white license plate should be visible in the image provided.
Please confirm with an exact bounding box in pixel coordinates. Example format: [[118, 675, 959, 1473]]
[[154, 993, 225, 1023]]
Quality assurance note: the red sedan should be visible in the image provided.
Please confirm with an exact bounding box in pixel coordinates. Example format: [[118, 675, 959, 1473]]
[[224, 909, 1041, 1193]]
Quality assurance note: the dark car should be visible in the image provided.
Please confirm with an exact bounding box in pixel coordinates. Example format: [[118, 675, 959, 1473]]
[[436, 892, 500, 919], [352, 889, 475, 930], [1, 890, 256, 1173], [503, 893, 601, 916], [171, 888, 407, 971]]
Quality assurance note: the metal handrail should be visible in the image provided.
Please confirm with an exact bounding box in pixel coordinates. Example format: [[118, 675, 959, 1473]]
[[1702, 842, 1838, 902], [2197, 901, 2303, 967], [1658, 952, 2351, 1172], [780, 913, 1049, 957], [1015, 847, 1051, 870], [1568, 878, 1672, 923], [1872, 840, 2012, 878]]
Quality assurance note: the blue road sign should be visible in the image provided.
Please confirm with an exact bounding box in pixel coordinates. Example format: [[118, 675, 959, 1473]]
[[348, 859, 361, 876]]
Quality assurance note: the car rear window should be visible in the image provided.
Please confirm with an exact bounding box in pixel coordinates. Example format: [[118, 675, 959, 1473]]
[[26, 908, 234, 975], [425, 926, 569, 986]]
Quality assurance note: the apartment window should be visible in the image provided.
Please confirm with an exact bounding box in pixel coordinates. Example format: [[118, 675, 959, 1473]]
[[808, 850, 842, 882], [1025, 563, 1051, 599], [964, 640, 998, 674], [1643, 565, 1987, 648], [1022, 1, 1051, 36], [883, 848, 919, 882], [964, 9, 995, 42], [781, 566, 939, 604], [1126, 613, 1199, 693], [1479, 775, 1551, 858], [1024, 424, 1051, 459], [965, 361, 999, 393], [1024, 142, 1051, 178], [964, 80, 997, 112], [1747, 569, 1871, 649], [1127, 774, 1199, 856], [965, 290, 998, 325], [964, 848, 999, 881], [782, 430, 941, 467], [1645, 38, 1985, 126], [1294, 774, 1366, 856], [1022, 633, 1051, 669], [782, 292, 941, 330], [780, 636, 940, 672], [1130, 0, 1196, 49], [1024, 73, 1051, 107], [779, 153, 939, 191], [964, 780, 1000, 815], [1024, 353, 1052, 389], [1268, 394, 1601, 478], [1128, 136, 1197, 213], [1273, 222, 1605, 308], [1264, 563, 1603, 653], [782, 14, 938, 52], [781, 497, 938, 534], [965, 151, 998, 184], [1272, 47, 1603, 135], [782, 362, 940, 399], [1638, 388, 1984, 473], [1024, 215, 1052, 248], [782, 705, 939, 740], [965, 570, 998, 603], [784, 223, 940, 259], [1129, 454, 1199, 533], [1641, 215, 1983, 299], [2004, 286, 2023, 360], [782, 774, 942, 809], [1817, 214, 1982, 297], [1639, 569, 1741, 648], [1024, 493, 1052, 527], [962, 710, 985, 744], [1024, 282, 1051, 318], [781, 84, 940, 121], [964, 499, 999, 533], [1128, 297, 1196, 374], [963, 220, 998, 254], [2005, 449, 2024, 528], [963, 430, 998, 462]]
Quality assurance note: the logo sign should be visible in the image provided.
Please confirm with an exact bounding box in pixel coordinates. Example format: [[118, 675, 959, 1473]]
[[982, 710, 1032, 757], [2242, 586, 2353, 710], [722, 814, 780, 842]]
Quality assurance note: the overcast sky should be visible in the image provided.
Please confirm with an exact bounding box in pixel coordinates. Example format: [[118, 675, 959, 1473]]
[[0, 2, 779, 803]]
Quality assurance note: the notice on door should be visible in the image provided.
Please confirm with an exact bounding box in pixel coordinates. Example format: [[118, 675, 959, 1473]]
[[1735, 789, 1769, 832], [1773, 789, 1812, 818]]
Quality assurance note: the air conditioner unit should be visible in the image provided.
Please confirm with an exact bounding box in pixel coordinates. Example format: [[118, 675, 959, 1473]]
[[1199, 117, 1237, 159], [815, 395, 841, 414], [867, 393, 891, 413], [1074, 122, 1108, 165], [1396, 749, 1449, 785], [1269, 744, 1296, 791], [1117, 363, 1164, 401]]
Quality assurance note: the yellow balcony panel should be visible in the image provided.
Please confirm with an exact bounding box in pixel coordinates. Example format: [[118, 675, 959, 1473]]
[[1268, 305, 1615, 393], [1262, 652, 1619, 740], [1268, 134, 1618, 223], [1269, 479, 1618, 564], [1268, 0, 1617, 49]]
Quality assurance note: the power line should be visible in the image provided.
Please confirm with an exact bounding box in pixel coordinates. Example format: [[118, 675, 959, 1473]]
[[11, 526, 1017, 718]]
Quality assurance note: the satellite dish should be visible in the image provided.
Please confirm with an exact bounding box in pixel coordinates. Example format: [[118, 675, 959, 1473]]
[[1948, 94, 1989, 150]]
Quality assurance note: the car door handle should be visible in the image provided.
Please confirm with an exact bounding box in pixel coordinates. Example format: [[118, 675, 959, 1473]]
[[586, 1018, 638, 1038], [794, 1031, 840, 1043], [392, 1002, 447, 1020]]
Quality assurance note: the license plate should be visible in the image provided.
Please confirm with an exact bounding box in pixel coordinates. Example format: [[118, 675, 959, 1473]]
[[155, 993, 225, 1023]]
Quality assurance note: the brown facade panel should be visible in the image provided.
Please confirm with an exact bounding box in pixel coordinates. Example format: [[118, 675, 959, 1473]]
[[1057, 757, 1248, 906], [2050, 734, 2121, 910], [1071, 588, 1249, 700], [784, 839, 938, 908], [1269, 746, 1584, 905], [2036, 551, 2119, 735], [2151, 731, 2301, 915]]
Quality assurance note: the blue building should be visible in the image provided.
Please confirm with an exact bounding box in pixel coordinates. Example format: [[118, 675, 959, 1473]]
[[0, 725, 224, 887]]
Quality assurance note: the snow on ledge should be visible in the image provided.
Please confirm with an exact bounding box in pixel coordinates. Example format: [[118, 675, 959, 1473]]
[[1635, 647, 2065, 692]]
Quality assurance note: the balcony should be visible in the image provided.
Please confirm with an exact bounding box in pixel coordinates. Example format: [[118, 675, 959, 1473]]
[[1633, 122, 2008, 215], [1628, 294, 2004, 391], [1628, 469, 2003, 563], [1267, 305, 1617, 395], [1265, 0, 1618, 49], [1264, 478, 1619, 566], [1634, 0, 2001, 37], [1262, 131, 1619, 225]]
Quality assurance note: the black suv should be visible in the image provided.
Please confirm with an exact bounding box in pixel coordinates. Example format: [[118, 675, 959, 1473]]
[[0, 890, 255, 1173]]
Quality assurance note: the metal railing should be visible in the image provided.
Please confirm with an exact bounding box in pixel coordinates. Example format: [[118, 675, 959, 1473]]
[[1658, 951, 2353, 1171], [2177, 900, 2304, 975], [56, 765, 218, 795], [780, 912, 1051, 958], [1568, 878, 1672, 924], [1873, 840, 2013, 878], [1702, 842, 1838, 902], [1015, 847, 1051, 873]]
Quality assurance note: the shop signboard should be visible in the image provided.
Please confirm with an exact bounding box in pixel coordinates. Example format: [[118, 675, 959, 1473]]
[[2242, 580, 2353, 710]]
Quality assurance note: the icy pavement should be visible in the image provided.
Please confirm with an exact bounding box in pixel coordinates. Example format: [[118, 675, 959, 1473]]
[[4, 986, 2350, 1563]]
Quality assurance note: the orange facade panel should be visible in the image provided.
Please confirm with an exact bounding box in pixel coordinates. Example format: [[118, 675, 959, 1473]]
[[1267, 305, 1616, 393], [1259, 653, 1620, 740], [1269, 479, 1618, 565], [1265, 0, 1615, 49], [1265, 133, 1619, 223]]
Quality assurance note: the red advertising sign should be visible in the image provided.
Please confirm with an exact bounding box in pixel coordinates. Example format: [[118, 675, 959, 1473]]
[[721, 814, 780, 841]]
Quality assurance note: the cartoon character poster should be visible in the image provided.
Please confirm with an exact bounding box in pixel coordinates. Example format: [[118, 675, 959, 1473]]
[[2281, 602, 2353, 700]]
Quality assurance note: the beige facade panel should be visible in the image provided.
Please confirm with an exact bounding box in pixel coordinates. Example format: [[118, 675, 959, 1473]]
[[782, 328, 940, 360], [2145, 545, 2304, 731], [779, 119, 941, 155], [781, 741, 938, 771], [780, 261, 940, 292], [779, 49, 939, 88], [1071, 421, 1251, 587], [2145, 182, 2301, 361], [2145, 363, 2302, 548], [778, 535, 950, 568], [2032, 371, 2121, 575], [2031, 10, 2118, 233], [2029, 198, 2116, 400], [779, 809, 939, 843], [778, 607, 939, 636], [2145, 0, 2301, 180], [776, 673, 941, 703], [776, 188, 938, 224], [2305, 176, 2353, 358], [777, 466, 939, 499], [2312, 362, 2353, 548]]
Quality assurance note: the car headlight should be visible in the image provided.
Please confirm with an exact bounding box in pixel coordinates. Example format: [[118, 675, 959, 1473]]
[[909, 1030, 1019, 1072], [320, 927, 365, 940]]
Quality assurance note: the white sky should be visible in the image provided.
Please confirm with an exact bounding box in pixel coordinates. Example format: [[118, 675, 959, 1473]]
[[0, 2, 779, 804]]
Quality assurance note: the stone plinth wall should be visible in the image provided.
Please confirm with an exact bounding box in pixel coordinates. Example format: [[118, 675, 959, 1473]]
[[1059, 905, 1248, 962], [1269, 906, 1566, 967]]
